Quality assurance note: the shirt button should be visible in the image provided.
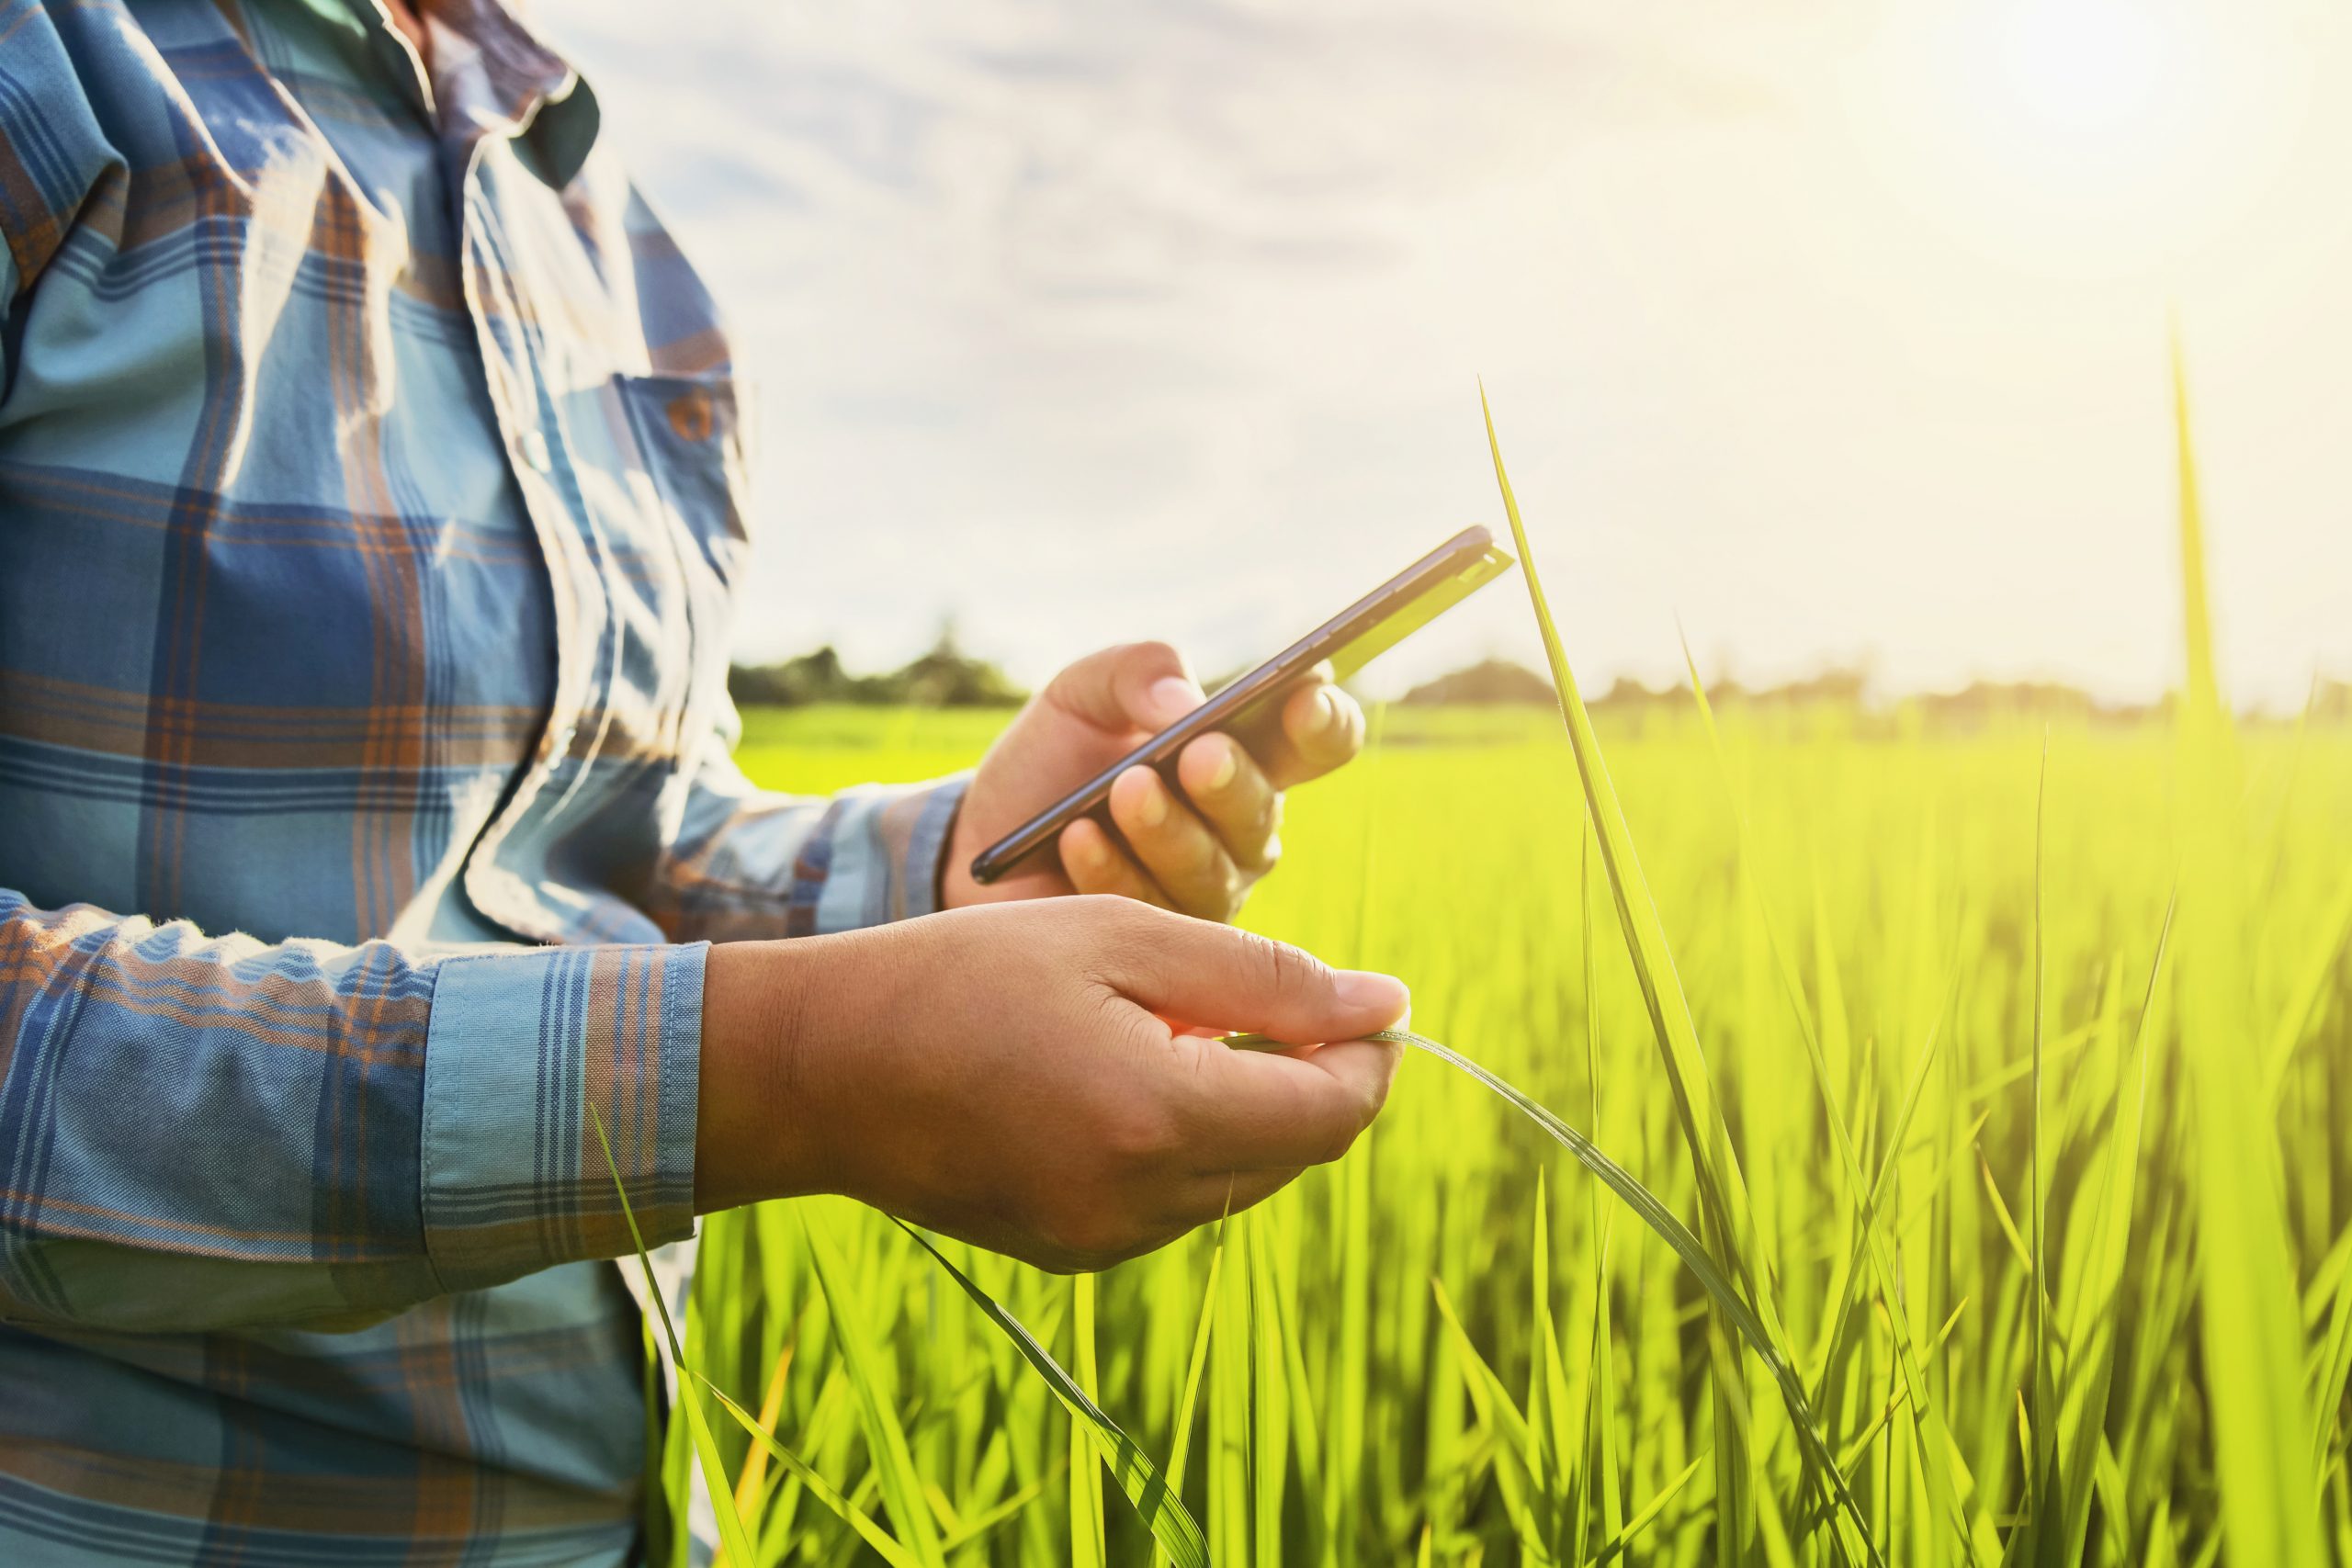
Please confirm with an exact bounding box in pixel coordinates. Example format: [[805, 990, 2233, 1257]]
[[520, 429, 554, 474], [550, 721, 578, 756], [666, 390, 714, 442]]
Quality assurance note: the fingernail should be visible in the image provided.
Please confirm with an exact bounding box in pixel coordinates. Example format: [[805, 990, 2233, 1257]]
[[1336, 970, 1408, 1017], [1150, 675, 1201, 724], [1136, 777, 1170, 829], [1307, 686, 1340, 736], [1066, 831, 1102, 872], [1204, 744, 1238, 793]]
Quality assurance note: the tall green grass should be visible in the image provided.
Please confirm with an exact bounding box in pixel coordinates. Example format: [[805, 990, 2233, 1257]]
[[671, 369, 2352, 1563]]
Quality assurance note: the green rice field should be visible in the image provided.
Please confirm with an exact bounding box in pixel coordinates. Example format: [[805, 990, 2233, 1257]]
[[640, 412, 2352, 1564], [641, 682, 2352, 1566]]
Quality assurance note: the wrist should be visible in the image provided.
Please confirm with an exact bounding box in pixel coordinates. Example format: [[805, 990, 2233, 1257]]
[[696, 938, 831, 1212]]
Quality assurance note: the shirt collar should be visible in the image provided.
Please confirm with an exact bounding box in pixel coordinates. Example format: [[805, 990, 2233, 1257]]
[[335, 0, 601, 189]]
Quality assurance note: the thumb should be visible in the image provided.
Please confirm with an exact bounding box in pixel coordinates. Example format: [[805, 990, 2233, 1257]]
[[1104, 905, 1408, 1044], [1045, 641, 1204, 734]]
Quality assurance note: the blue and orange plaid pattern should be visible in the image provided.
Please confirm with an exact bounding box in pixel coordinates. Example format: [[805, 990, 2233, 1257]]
[[0, 1, 963, 1560]]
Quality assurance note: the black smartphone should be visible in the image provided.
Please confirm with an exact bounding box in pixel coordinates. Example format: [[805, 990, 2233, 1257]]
[[967, 525, 1517, 885]]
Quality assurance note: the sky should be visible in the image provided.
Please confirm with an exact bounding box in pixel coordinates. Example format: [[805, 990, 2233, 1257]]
[[545, 0, 2352, 708]]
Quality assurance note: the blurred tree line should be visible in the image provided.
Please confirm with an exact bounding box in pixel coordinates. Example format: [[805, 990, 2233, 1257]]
[[1397, 660, 2351, 728], [729, 625, 1027, 709], [730, 637, 2349, 726]]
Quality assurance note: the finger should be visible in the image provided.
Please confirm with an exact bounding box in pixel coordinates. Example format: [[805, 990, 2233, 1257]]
[[1041, 641, 1204, 737], [1162, 1033, 1405, 1171], [1175, 733, 1281, 874], [1108, 765, 1242, 919], [1059, 818, 1171, 908], [1102, 905, 1409, 1044], [1272, 674, 1364, 788]]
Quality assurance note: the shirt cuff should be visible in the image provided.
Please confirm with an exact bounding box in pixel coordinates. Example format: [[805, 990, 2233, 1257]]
[[789, 773, 969, 936], [420, 941, 706, 1294]]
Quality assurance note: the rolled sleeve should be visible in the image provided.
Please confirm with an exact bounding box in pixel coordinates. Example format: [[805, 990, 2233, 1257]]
[[422, 940, 707, 1295], [644, 709, 972, 943], [792, 774, 969, 936]]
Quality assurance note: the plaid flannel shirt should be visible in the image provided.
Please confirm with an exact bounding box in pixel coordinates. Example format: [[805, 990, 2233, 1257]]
[[0, 1, 964, 1561]]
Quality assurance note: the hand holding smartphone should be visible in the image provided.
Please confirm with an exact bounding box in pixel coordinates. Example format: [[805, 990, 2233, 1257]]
[[968, 526, 1516, 886]]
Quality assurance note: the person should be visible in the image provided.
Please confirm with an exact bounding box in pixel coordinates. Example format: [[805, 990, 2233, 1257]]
[[0, 1, 1409, 1561]]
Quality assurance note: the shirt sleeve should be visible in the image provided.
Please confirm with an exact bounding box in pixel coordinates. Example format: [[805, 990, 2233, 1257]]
[[641, 701, 969, 943], [0, 889, 704, 1334]]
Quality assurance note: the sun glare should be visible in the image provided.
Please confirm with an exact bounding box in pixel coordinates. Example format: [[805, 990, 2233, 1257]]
[[1998, 0, 2175, 139], [1852, 0, 2314, 278]]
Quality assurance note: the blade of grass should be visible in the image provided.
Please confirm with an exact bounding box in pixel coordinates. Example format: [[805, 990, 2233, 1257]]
[[897, 1223, 1212, 1568], [1681, 632, 1975, 1564], [1581, 1452, 1709, 1568], [698, 1375, 932, 1568], [2170, 326, 2324, 1565], [2041, 900, 2174, 1566], [715, 1343, 796, 1566], [800, 1210, 951, 1567], [1157, 1237, 1225, 1568], [2262, 858, 2352, 1107], [1579, 834, 1625, 1559], [1477, 386, 1881, 1568], [1249, 1215, 1287, 1566], [1532, 1174, 1578, 1560], [1236, 1025, 1876, 1562], [1431, 1275, 1553, 1561], [1071, 1272, 1106, 1568], [585, 1104, 762, 1568], [2028, 735, 2057, 1549]]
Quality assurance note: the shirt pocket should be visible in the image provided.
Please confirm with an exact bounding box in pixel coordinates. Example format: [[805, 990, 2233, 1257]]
[[615, 371, 753, 593], [612, 371, 753, 768]]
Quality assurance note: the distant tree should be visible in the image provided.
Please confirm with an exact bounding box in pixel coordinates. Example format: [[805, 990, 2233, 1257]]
[[729, 645, 854, 706], [884, 621, 1027, 707], [1401, 658, 1557, 706], [728, 622, 1026, 708], [1907, 679, 2101, 731], [1590, 675, 1688, 714]]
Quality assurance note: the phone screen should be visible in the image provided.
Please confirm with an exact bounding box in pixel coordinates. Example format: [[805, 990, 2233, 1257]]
[[967, 526, 1516, 886]]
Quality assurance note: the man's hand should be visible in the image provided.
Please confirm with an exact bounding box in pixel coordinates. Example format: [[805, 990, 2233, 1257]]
[[941, 641, 1365, 921], [696, 898, 1409, 1270]]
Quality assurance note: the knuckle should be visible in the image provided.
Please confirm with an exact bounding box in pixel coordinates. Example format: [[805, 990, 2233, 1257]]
[[1245, 930, 1329, 1002], [1128, 638, 1182, 671], [1106, 1106, 1182, 1164], [1187, 832, 1230, 885], [1076, 890, 1144, 936], [1107, 639, 1184, 683], [1091, 895, 1168, 963]]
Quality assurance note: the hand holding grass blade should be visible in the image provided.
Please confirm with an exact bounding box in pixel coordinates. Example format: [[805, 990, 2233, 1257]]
[[695, 897, 1408, 1271]]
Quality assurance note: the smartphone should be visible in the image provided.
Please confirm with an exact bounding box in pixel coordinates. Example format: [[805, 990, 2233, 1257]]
[[967, 525, 1517, 885]]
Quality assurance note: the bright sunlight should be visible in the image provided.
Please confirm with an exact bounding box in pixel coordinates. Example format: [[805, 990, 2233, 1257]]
[[1999, 0, 2182, 140], [1856, 0, 2310, 277]]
